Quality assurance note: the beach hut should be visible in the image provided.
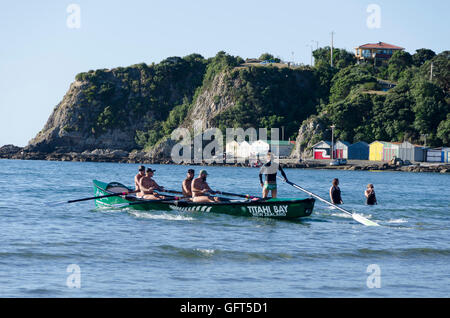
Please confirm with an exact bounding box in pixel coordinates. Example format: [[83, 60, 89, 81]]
[[334, 141, 350, 159], [250, 140, 270, 157], [237, 141, 252, 159], [348, 141, 369, 160], [267, 140, 294, 157], [313, 141, 332, 160], [445, 148, 450, 163], [399, 142, 426, 162], [427, 147, 450, 163], [225, 140, 239, 158], [383, 142, 400, 161], [369, 141, 386, 161]]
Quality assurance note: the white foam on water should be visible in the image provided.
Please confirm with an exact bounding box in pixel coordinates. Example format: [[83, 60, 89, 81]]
[[387, 218, 408, 224], [195, 248, 215, 255], [129, 211, 194, 221]]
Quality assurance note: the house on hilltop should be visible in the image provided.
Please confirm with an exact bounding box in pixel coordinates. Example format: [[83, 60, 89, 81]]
[[355, 42, 404, 65]]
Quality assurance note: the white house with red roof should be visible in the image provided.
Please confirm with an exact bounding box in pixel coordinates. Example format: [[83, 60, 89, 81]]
[[355, 42, 404, 61]]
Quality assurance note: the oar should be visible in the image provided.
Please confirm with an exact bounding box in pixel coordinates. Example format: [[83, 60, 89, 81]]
[[278, 177, 379, 226], [216, 191, 261, 200], [46, 191, 137, 207], [112, 196, 189, 208], [161, 189, 261, 200]]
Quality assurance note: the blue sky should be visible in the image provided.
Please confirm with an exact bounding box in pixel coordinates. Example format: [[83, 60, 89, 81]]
[[0, 0, 449, 146]]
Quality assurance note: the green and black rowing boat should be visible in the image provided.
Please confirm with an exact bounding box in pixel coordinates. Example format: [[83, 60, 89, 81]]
[[93, 180, 315, 220]]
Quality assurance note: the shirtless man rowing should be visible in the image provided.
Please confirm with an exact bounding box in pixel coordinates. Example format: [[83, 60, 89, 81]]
[[191, 170, 221, 203], [138, 168, 166, 200], [182, 169, 195, 198], [134, 165, 146, 193]]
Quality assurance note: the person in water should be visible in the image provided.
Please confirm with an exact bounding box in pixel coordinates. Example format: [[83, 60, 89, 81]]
[[138, 168, 166, 200], [259, 151, 288, 199], [191, 170, 221, 203], [182, 169, 195, 198], [365, 184, 377, 205], [329, 178, 343, 205], [134, 165, 146, 193]]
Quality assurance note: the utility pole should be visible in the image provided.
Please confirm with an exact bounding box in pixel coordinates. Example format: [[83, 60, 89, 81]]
[[331, 125, 336, 160], [311, 40, 319, 66], [430, 62, 434, 81], [330, 31, 335, 67], [306, 44, 313, 66], [422, 134, 428, 147]]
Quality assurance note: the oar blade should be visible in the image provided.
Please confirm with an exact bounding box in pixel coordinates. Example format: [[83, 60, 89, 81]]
[[352, 213, 379, 227]]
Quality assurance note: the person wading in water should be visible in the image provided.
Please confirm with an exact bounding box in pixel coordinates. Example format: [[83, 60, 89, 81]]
[[259, 151, 288, 199], [329, 178, 343, 205], [365, 184, 378, 205], [138, 168, 166, 200]]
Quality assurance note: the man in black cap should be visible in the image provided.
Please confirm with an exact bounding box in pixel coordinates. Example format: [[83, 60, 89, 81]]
[[134, 165, 146, 193], [182, 169, 195, 198], [138, 167, 166, 199]]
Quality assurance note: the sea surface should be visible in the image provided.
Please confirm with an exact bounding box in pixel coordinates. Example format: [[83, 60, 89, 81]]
[[0, 159, 449, 297]]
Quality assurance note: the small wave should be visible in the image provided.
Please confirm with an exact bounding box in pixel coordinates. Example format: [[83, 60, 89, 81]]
[[195, 248, 215, 256], [129, 211, 194, 221], [387, 218, 408, 224], [156, 245, 293, 261]]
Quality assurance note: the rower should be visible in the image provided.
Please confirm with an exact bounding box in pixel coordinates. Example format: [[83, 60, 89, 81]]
[[182, 169, 195, 198], [191, 170, 221, 203], [138, 168, 166, 200], [134, 165, 146, 193], [259, 151, 287, 199]]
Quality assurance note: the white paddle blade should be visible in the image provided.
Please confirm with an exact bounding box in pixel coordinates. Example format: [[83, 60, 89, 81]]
[[352, 213, 379, 226]]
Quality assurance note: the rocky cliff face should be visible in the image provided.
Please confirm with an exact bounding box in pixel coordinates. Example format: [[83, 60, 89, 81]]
[[290, 115, 330, 159], [24, 53, 320, 159], [183, 71, 243, 129], [26, 56, 206, 153]]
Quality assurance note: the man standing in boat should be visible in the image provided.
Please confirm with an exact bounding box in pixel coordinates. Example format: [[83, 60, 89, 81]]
[[182, 169, 195, 198], [138, 168, 166, 200], [134, 165, 146, 193], [191, 170, 221, 203], [259, 151, 288, 199]]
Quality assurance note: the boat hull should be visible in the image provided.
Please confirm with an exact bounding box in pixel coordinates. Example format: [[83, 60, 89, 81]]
[[93, 180, 315, 220]]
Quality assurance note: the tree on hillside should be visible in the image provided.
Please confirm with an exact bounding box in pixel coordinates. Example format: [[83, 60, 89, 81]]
[[387, 51, 413, 81], [420, 51, 450, 94], [412, 48, 436, 67], [259, 53, 281, 63], [329, 65, 377, 103], [437, 114, 450, 146], [411, 79, 449, 146], [313, 47, 356, 69]]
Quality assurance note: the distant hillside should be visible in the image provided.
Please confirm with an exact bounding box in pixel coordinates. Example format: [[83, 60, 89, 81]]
[[25, 49, 449, 159]]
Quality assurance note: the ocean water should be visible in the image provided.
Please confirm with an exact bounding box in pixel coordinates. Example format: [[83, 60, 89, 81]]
[[0, 159, 449, 297]]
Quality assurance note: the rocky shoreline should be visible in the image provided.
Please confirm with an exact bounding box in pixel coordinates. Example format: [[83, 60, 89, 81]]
[[1, 145, 449, 174]]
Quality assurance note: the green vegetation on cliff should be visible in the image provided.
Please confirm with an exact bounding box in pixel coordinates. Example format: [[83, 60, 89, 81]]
[[31, 48, 449, 154], [310, 49, 449, 147]]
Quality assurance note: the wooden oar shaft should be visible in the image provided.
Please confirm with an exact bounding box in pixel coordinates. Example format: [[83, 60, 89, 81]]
[[219, 191, 259, 199], [67, 191, 132, 204], [115, 196, 189, 208]]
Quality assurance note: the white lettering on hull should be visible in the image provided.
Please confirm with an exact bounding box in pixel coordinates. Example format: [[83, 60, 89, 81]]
[[247, 205, 288, 217]]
